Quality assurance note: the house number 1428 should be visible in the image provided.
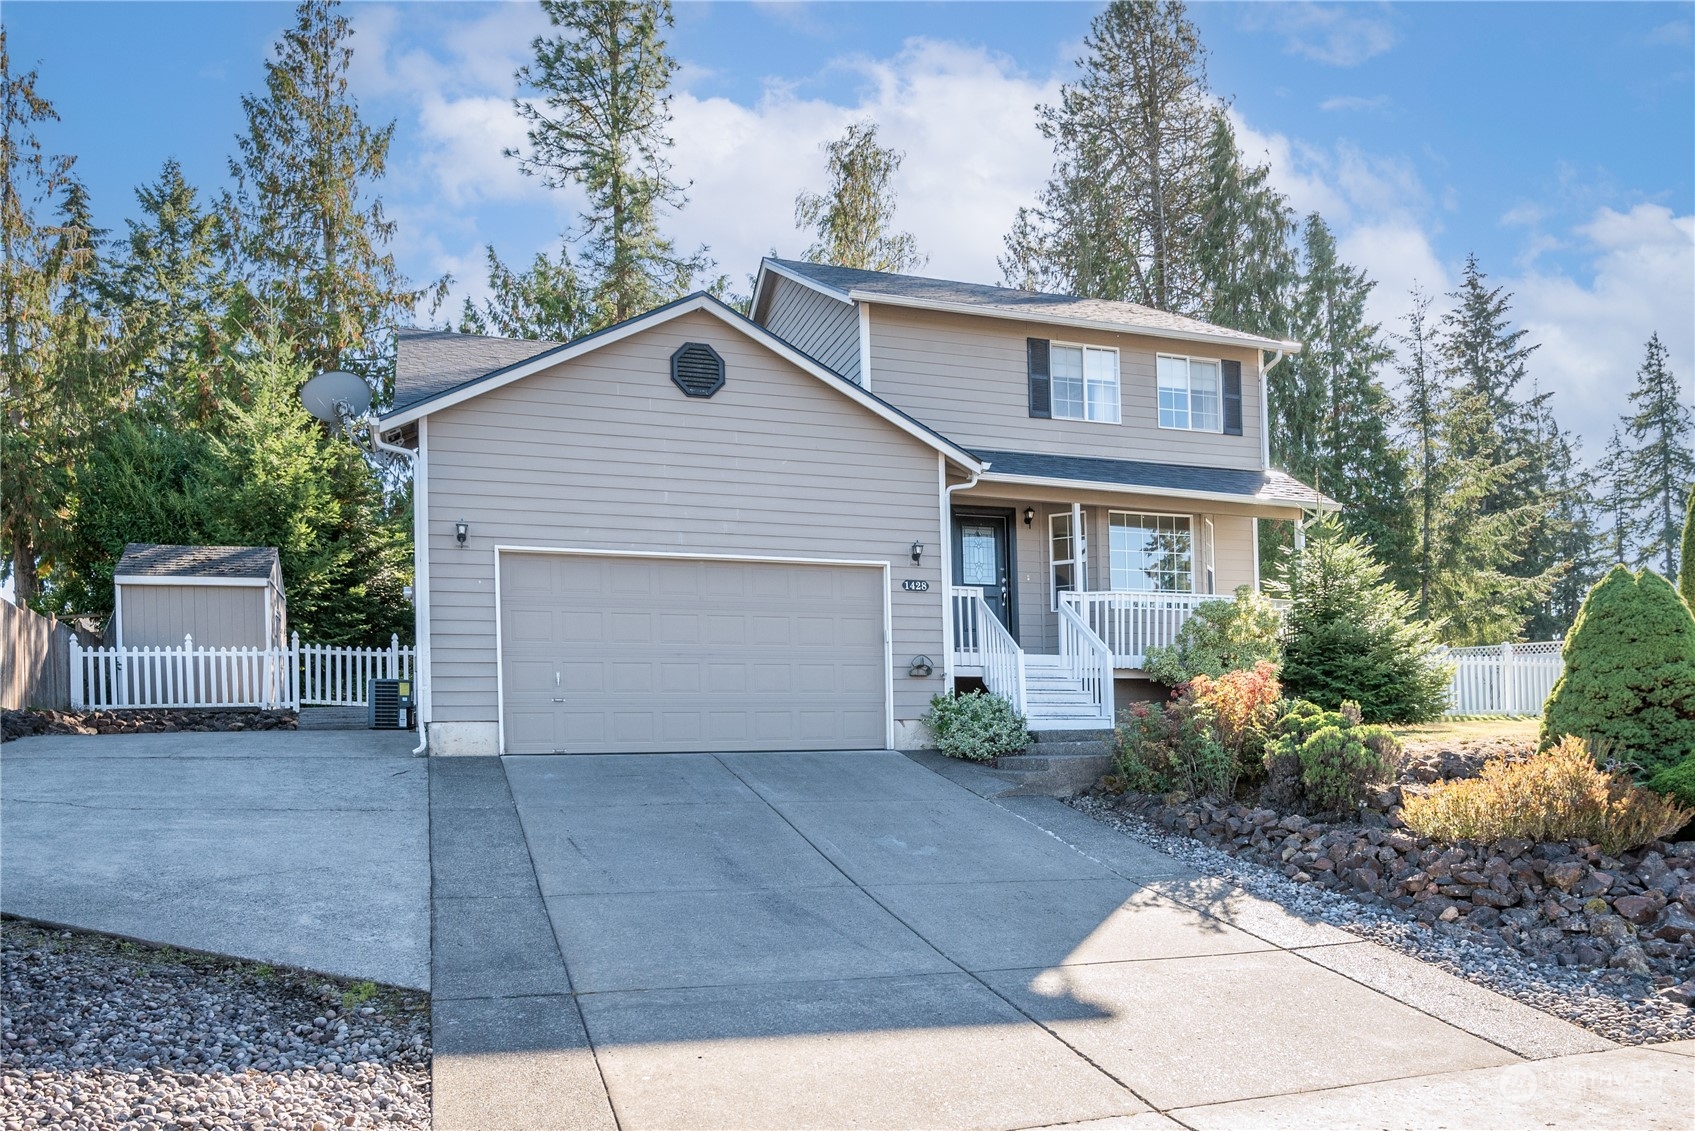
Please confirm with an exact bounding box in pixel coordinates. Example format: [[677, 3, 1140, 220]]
[[901, 579, 930, 592]]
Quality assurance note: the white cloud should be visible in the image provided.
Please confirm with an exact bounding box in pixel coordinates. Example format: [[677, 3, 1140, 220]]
[[1239, 2, 1399, 67], [1318, 94, 1388, 113]]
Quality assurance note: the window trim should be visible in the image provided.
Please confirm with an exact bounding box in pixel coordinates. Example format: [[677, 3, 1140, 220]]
[[1047, 341, 1121, 426], [1049, 511, 1077, 610], [1106, 509, 1196, 594], [1156, 352, 1225, 434]]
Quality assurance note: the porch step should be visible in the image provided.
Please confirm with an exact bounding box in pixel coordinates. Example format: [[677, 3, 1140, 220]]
[[988, 725, 1116, 798]]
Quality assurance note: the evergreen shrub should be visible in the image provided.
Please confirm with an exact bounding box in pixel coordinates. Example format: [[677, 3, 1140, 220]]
[[1277, 522, 1451, 723], [1681, 485, 1695, 611], [1143, 587, 1283, 686], [1401, 737, 1692, 855], [1540, 566, 1695, 777], [1112, 663, 1282, 800], [1261, 699, 1401, 814], [1647, 755, 1695, 811], [923, 691, 1029, 762]]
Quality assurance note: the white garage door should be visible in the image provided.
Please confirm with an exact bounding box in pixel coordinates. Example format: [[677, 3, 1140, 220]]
[[499, 552, 888, 754]]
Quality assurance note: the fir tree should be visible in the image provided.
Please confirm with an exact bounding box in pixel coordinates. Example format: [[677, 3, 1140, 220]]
[[794, 120, 924, 273], [1196, 111, 1297, 339], [999, 0, 1214, 311], [1596, 426, 1636, 566], [1395, 288, 1441, 616], [1621, 332, 1695, 577], [225, 0, 435, 377], [510, 0, 709, 326], [458, 242, 593, 341]]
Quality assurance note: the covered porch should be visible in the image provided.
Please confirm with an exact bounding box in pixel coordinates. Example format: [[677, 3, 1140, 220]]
[[943, 450, 1329, 729]]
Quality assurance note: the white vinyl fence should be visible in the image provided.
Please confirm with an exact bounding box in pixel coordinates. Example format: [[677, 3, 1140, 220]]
[[1441, 640, 1563, 717], [70, 632, 415, 711]]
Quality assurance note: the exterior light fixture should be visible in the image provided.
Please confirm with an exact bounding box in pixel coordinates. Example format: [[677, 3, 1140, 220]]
[[1024, 507, 1035, 527], [455, 520, 469, 547], [910, 540, 924, 565]]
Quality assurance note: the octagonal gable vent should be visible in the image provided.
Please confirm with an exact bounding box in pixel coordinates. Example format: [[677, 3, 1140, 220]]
[[670, 342, 725, 398]]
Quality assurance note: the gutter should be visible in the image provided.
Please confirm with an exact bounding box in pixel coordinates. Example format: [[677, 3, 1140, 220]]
[[369, 423, 430, 757]]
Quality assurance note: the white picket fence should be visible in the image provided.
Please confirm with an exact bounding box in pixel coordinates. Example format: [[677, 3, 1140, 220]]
[[70, 632, 414, 711], [1440, 640, 1563, 717]]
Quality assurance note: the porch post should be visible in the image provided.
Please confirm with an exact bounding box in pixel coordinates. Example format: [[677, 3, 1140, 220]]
[[1071, 501, 1086, 593]]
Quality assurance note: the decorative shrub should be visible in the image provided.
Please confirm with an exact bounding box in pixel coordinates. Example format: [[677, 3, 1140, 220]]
[[923, 690, 1029, 762], [1277, 521, 1451, 723], [1648, 754, 1695, 810], [1540, 567, 1695, 777], [1143, 587, 1284, 686], [1682, 485, 1695, 612], [1113, 664, 1281, 800], [1261, 699, 1401, 814], [1401, 736, 1694, 855], [1185, 661, 1282, 783]]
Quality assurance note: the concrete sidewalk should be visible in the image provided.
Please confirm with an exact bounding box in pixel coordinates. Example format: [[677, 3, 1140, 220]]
[[0, 730, 429, 989], [431, 748, 1686, 1131]]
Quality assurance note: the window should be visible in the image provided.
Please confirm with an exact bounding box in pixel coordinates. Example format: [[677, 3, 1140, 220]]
[[1157, 355, 1222, 432], [1050, 512, 1076, 608], [1051, 344, 1120, 423], [1109, 512, 1192, 593]]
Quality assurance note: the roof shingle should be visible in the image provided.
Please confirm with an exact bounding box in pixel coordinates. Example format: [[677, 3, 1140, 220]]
[[115, 544, 280, 580], [972, 449, 1335, 508], [393, 327, 563, 412]]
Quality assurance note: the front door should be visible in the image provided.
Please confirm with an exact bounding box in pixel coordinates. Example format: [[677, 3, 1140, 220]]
[[954, 512, 1014, 634]]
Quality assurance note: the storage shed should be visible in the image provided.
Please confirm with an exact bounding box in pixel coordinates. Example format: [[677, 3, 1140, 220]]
[[113, 544, 287, 650]]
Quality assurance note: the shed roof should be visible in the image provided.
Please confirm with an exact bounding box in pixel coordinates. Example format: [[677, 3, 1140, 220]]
[[116, 544, 281, 581], [972, 449, 1336, 510], [761, 259, 1299, 352]]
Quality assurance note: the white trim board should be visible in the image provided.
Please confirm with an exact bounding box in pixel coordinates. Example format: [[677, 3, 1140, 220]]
[[379, 293, 982, 473], [114, 575, 271, 588], [491, 544, 898, 755], [975, 472, 1339, 512]]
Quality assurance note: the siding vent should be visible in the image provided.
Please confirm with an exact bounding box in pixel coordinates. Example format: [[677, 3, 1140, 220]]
[[670, 342, 726, 398]]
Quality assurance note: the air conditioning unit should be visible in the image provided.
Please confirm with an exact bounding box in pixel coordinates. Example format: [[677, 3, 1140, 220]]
[[368, 678, 415, 730]]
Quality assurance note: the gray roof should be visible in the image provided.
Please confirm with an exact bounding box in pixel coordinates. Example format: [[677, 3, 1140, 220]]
[[766, 259, 1296, 351], [972, 449, 1336, 508], [393, 327, 563, 412], [116, 544, 280, 580]]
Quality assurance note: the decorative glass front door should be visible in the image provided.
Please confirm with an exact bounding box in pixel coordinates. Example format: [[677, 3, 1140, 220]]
[[954, 513, 1013, 631]]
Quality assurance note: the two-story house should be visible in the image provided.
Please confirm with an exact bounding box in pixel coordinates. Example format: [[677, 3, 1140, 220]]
[[376, 259, 1332, 755]]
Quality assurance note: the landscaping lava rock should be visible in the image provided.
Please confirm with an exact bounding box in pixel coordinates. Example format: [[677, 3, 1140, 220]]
[[0, 920, 428, 1130], [1, 708, 297, 742]]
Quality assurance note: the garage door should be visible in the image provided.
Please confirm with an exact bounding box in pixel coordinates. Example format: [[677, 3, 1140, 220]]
[[499, 552, 888, 754]]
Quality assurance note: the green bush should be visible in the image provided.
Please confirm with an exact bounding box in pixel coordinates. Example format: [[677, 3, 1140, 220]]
[[1143, 586, 1284, 686], [1262, 699, 1401, 815], [1647, 754, 1695, 809], [1277, 521, 1451, 723], [1113, 698, 1234, 799], [924, 690, 1029, 762], [1681, 485, 1695, 612], [1540, 566, 1695, 777]]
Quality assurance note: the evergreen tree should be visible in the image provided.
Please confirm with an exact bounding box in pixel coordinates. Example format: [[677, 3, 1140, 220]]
[[1621, 333, 1695, 577], [1395, 288, 1441, 616], [0, 35, 119, 605], [1596, 426, 1636, 566], [225, 0, 434, 377], [1196, 111, 1297, 339], [794, 120, 924, 273], [1681, 486, 1695, 610], [999, 0, 1214, 311], [106, 159, 237, 423], [510, 0, 709, 325], [458, 242, 593, 341], [1277, 215, 1407, 557], [1530, 423, 1603, 639]]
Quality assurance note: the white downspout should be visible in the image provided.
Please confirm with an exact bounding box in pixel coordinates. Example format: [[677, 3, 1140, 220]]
[[940, 458, 983, 693], [369, 419, 430, 756], [1259, 349, 1285, 471]]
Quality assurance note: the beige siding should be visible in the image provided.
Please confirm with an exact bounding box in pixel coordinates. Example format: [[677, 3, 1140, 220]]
[[760, 276, 861, 383], [423, 309, 946, 735], [868, 305, 1265, 469], [118, 585, 268, 649]]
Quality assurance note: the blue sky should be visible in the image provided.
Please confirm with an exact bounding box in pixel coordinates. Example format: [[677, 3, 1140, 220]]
[[8, 1, 1693, 458]]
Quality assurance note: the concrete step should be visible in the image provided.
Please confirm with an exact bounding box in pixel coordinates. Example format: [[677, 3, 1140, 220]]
[[985, 749, 1114, 798], [1030, 727, 1114, 744], [296, 706, 369, 730]]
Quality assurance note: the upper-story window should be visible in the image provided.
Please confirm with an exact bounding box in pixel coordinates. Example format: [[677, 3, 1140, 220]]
[[1157, 354, 1224, 432], [1051, 344, 1120, 424]]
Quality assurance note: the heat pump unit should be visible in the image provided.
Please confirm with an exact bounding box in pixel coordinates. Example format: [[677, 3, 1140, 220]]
[[368, 678, 414, 730]]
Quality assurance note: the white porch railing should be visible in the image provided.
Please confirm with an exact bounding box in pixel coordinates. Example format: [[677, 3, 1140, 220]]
[[950, 585, 1026, 715], [1061, 590, 1225, 669], [70, 633, 415, 711], [1441, 641, 1562, 716], [1057, 597, 1115, 725]]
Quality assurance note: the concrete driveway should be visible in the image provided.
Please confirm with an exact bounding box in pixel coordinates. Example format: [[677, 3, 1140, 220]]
[[0, 730, 429, 989], [432, 748, 1690, 1131]]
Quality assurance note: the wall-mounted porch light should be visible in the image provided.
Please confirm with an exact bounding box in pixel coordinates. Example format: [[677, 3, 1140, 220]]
[[910, 540, 925, 565], [455, 520, 469, 547], [1023, 506, 1035, 527]]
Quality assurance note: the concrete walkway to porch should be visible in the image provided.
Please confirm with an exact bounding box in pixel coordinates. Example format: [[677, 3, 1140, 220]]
[[432, 747, 1690, 1131]]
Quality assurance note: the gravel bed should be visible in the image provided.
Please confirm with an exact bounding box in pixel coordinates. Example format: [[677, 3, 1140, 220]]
[[1071, 795, 1695, 1046], [0, 919, 429, 1130]]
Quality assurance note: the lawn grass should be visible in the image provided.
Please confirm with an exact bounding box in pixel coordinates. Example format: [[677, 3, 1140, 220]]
[[1391, 716, 1540, 746]]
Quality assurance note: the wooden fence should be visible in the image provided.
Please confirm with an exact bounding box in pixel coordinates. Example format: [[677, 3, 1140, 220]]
[[1441, 641, 1564, 717], [69, 633, 415, 711], [1, 598, 73, 710]]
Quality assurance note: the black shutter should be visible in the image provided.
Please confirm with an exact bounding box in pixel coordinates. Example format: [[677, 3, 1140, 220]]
[[1027, 338, 1051, 418], [1221, 359, 1243, 435]]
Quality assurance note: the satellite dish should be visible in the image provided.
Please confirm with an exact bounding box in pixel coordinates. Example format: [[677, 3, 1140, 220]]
[[299, 370, 373, 425]]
